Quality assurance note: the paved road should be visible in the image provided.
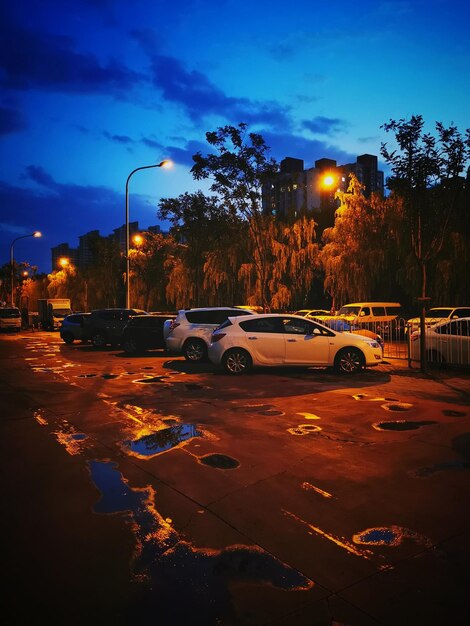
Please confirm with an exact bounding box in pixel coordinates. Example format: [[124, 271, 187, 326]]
[[1, 331, 470, 625]]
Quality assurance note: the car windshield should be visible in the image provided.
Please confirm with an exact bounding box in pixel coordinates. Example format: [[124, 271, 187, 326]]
[[427, 308, 452, 317], [0, 308, 20, 318], [338, 306, 360, 316]]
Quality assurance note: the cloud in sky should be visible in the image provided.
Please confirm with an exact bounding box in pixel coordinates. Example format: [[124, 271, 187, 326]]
[[0, 8, 144, 97], [0, 105, 27, 135], [302, 116, 348, 136]]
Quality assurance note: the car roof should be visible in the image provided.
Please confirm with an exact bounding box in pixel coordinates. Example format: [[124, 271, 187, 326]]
[[341, 302, 402, 307]]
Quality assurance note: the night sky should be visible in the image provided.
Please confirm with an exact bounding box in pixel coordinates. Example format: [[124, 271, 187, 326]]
[[1, 0, 469, 273]]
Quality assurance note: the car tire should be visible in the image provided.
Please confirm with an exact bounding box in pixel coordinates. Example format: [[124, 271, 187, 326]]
[[62, 333, 74, 344], [123, 338, 139, 354], [92, 331, 107, 348], [335, 347, 364, 374], [183, 338, 207, 362], [222, 348, 252, 375]]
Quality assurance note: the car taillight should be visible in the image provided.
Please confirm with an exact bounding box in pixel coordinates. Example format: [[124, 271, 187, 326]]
[[211, 333, 226, 342]]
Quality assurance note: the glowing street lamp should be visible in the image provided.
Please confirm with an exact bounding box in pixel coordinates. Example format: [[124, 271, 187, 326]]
[[124, 160, 172, 308], [132, 234, 143, 247], [10, 231, 41, 306], [58, 257, 70, 269]]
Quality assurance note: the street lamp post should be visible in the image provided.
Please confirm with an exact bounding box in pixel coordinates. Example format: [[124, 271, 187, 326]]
[[10, 231, 42, 306], [124, 160, 172, 308]]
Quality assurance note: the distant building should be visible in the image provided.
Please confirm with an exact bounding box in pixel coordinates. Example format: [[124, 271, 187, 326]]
[[50, 222, 167, 271], [262, 153, 384, 235]]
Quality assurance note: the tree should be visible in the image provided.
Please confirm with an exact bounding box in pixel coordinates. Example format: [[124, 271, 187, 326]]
[[320, 175, 403, 306], [158, 191, 245, 307], [381, 115, 470, 299], [191, 123, 279, 309]]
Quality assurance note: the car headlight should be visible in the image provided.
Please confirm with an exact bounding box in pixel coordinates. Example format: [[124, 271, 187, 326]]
[[368, 341, 380, 349]]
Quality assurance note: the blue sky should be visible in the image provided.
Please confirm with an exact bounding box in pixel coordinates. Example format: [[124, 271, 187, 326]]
[[1, 0, 469, 272]]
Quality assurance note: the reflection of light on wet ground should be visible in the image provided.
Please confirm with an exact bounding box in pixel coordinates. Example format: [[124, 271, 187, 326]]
[[381, 402, 414, 411], [34, 409, 48, 425], [89, 460, 313, 622], [122, 424, 202, 458], [302, 482, 333, 498], [283, 509, 373, 559], [353, 526, 432, 548], [297, 412, 321, 420], [353, 394, 398, 402]]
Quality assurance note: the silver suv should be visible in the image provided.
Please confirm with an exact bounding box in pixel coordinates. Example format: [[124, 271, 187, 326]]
[[166, 307, 256, 362]]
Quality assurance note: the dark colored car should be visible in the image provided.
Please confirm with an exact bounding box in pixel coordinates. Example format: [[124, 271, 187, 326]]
[[59, 313, 91, 344], [121, 314, 176, 354], [84, 308, 149, 348]]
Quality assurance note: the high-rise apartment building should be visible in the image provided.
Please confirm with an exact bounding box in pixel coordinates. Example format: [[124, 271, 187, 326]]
[[262, 153, 384, 235]]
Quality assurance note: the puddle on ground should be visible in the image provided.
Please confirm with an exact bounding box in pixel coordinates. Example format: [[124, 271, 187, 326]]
[[122, 424, 202, 457], [288, 424, 322, 435], [381, 402, 414, 412], [78, 373, 97, 378], [199, 454, 240, 469], [411, 461, 470, 477], [353, 394, 398, 402], [102, 373, 120, 379], [353, 526, 432, 548], [258, 408, 285, 416], [133, 376, 169, 384], [373, 420, 437, 431], [88, 460, 312, 621], [442, 410, 466, 417]]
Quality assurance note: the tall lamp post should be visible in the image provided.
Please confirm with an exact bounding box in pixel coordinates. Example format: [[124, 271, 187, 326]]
[[124, 160, 172, 308], [10, 231, 42, 306]]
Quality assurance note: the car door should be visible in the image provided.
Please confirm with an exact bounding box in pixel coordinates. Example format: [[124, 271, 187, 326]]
[[437, 320, 470, 365], [239, 317, 285, 364], [282, 318, 332, 365]]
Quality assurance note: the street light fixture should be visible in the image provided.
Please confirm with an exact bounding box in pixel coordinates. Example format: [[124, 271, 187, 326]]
[[58, 257, 70, 269], [124, 160, 172, 308], [10, 231, 42, 306]]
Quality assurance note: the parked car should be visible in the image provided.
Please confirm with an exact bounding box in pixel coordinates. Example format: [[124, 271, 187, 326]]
[[407, 306, 470, 333], [121, 314, 176, 354], [165, 307, 257, 362], [293, 309, 330, 318], [313, 301, 403, 337], [410, 317, 470, 366], [0, 307, 22, 332], [209, 313, 383, 374], [59, 313, 91, 344], [84, 308, 149, 348]]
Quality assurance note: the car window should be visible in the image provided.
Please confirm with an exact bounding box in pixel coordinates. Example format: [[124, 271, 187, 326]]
[[282, 317, 314, 335], [360, 307, 371, 316], [371, 307, 386, 316], [240, 317, 283, 333], [440, 321, 470, 336], [0, 308, 21, 318], [386, 307, 402, 317], [453, 309, 470, 318]]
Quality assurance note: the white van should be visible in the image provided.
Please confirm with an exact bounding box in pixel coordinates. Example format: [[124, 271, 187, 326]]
[[314, 302, 403, 336], [0, 307, 22, 331]]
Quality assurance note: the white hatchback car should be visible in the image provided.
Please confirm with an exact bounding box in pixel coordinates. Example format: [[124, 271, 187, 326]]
[[209, 314, 383, 374], [410, 317, 470, 366], [165, 307, 257, 362]]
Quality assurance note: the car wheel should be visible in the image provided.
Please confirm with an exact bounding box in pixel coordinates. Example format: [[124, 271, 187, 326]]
[[183, 338, 207, 362], [335, 347, 364, 374], [92, 331, 107, 348], [123, 338, 139, 354], [426, 349, 445, 368], [222, 348, 252, 375], [62, 333, 74, 344]]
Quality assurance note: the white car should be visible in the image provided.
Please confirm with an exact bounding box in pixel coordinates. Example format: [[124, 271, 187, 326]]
[[165, 307, 257, 362], [208, 314, 383, 374], [407, 307, 470, 333], [410, 317, 470, 366]]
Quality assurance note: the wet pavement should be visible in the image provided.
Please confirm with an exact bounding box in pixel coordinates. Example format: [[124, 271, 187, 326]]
[[1, 330, 470, 625]]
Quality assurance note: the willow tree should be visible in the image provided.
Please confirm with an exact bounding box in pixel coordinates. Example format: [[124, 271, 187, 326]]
[[129, 231, 178, 311], [321, 175, 403, 307], [158, 191, 241, 306], [191, 123, 279, 309], [381, 116, 470, 300]]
